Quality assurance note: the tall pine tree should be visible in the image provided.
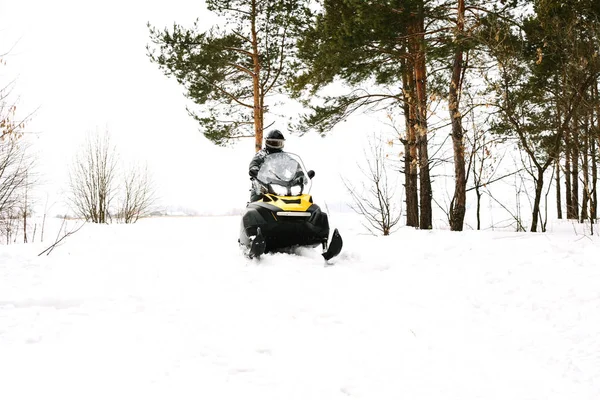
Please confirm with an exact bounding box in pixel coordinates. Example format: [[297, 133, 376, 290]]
[[148, 0, 309, 152], [291, 0, 443, 229]]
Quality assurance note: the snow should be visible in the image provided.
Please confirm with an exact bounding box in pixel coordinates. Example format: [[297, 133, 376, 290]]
[[1, 214, 599, 400], [1, 0, 598, 397]]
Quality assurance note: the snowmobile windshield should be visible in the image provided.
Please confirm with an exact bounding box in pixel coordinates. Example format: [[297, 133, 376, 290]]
[[256, 152, 311, 196]]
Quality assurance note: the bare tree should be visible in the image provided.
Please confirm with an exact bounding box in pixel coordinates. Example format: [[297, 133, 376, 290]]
[[0, 81, 31, 142], [0, 48, 37, 244], [117, 164, 156, 224], [343, 136, 402, 236], [0, 137, 30, 212], [0, 139, 33, 245], [69, 131, 117, 223]]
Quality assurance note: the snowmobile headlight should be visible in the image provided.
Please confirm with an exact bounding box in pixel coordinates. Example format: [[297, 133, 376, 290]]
[[271, 184, 288, 196], [290, 185, 302, 196]]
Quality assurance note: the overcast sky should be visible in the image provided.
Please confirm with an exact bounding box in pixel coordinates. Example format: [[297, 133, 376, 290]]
[[0, 0, 390, 215]]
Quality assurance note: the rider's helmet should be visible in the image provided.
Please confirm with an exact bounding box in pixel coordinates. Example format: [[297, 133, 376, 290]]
[[265, 129, 285, 150]]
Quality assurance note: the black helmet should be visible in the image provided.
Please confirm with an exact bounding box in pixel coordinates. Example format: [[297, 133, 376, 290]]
[[265, 129, 285, 150]]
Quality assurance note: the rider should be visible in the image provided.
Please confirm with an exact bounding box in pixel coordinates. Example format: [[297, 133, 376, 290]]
[[248, 129, 286, 201]]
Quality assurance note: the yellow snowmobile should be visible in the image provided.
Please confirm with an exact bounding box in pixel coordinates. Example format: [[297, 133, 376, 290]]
[[239, 152, 343, 260]]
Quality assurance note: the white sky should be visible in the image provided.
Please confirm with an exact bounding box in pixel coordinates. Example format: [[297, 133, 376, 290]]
[[0, 0, 387, 215]]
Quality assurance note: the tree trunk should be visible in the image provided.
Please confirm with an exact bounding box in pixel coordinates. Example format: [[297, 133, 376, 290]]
[[556, 95, 563, 219], [475, 188, 482, 230], [473, 128, 484, 230], [565, 127, 574, 218], [402, 62, 419, 227], [251, 0, 263, 153], [448, 0, 466, 232], [513, 128, 555, 232], [581, 114, 590, 222], [555, 157, 562, 219], [592, 145, 598, 222], [571, 118, 579, 218], [530, 167, 545, 232], [412, 5, 432, 229], [592, 120, 598, 221], [23, 181, 28, 244]]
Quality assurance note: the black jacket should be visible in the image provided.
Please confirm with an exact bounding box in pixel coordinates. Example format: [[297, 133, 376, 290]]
[[249, 148, 283, 178]]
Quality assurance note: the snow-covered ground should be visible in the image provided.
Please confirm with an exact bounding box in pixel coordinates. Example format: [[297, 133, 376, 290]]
[[1, 214, 599, 400]]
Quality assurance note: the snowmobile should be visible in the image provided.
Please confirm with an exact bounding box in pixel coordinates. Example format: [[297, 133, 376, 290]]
[[239, 152, 343, 261]]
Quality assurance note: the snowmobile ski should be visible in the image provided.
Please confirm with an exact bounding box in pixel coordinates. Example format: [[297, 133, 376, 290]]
[[249, 227, 266, 259], [322, 228, 343, 261]]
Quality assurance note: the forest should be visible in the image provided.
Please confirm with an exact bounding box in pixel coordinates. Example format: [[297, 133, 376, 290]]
[[1, 0, 599, 243], [146, 0, 600, 234]]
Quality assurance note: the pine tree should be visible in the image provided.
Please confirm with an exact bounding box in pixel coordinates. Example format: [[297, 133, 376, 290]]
[[291, 0, 442, 229], [481, 0, 600, 231], [148, 0, 309, 152]]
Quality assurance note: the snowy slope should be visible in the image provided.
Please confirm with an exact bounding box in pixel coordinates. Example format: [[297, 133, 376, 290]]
[[1, 215, 599, 400]]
